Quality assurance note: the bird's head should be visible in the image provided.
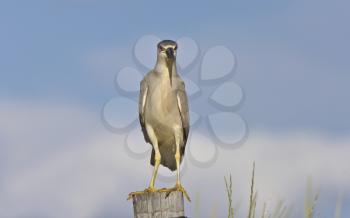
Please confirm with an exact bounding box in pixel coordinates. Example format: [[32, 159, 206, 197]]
[[157, 40, 177, 86], [157, 40, 177, 61]]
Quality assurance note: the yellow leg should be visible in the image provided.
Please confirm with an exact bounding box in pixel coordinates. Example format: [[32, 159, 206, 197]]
[[172, 146, 190, 201], [127, 125, 160, 200], [157, 145, 190, 202], [175, 145, 181, 186], [145, 124, 160, 192], [128, 149, 160, 200], [148, 147, 160, 191], [169, 130, 191, 201]]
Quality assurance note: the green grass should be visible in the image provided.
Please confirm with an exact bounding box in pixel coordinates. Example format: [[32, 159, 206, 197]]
[[224, 174, 234, 218], [247, 162, 257, 218], [192, 163, 344, 217], [224, 163, 343, 218]]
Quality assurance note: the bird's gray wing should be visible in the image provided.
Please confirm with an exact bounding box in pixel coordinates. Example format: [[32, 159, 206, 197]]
[[139, 78, 150, 143], [176, 81, 190, 146]]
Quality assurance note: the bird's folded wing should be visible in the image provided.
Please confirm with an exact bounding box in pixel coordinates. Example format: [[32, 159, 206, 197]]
[[177, 81, 190, 145], [139, 79, 150, 143]]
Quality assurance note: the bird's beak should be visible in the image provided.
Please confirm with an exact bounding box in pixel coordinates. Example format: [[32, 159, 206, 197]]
[[166, 48, 175, 60], [166, 48, 175, 86]]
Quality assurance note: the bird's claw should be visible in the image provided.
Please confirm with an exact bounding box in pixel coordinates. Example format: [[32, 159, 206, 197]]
[[144, 186, 157, 193], [165, 184, 191, 202], [176, 184, 191, 202], [127, 187, 157, 200]]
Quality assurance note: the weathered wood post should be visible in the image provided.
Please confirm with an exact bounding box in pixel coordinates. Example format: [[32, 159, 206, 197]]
[[131, 191, 186, 218]]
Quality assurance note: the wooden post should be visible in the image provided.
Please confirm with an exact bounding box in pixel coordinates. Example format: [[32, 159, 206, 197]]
[[131, 191, 186, 218]]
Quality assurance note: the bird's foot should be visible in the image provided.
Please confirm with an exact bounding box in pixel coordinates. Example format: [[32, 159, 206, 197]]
[[127, 186, 157, 200], [166, 183, 191, 202], [144, 186, 157, 193]]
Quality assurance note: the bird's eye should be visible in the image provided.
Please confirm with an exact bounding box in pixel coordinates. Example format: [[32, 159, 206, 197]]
[[174, 46, 177, 50], [159, 46, 165, 51]]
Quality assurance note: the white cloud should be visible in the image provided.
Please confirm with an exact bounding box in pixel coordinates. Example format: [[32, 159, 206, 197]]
[[0, 100, 349, 217], [183, 131, 350, 217], [0, 99, 98, 167]]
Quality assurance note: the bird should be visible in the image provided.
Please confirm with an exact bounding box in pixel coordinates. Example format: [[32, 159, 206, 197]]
[[129, 40, 190, 201]]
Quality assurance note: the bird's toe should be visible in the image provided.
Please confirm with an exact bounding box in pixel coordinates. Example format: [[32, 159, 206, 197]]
[[127, 186, 157, 200], [144, 186, 157, 193], [171, 184, 191, 202]]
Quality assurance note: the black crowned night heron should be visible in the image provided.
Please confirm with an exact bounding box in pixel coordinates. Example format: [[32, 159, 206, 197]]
[[129, 40, 190, 201]]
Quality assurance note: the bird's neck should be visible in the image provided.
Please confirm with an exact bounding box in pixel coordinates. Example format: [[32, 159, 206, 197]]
[[154, 58, 177, 77]]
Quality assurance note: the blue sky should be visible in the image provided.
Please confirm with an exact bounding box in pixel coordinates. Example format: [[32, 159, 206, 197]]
[[1, 0, 350, 217], [1, 0, 349, 134]]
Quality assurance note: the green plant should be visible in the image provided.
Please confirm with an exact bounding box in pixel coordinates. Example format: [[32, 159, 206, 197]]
[[225, 174, 234, 218], [247, 162, 257, 218], [223, 164, 345, 218], [304, 177, 319, 218]]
